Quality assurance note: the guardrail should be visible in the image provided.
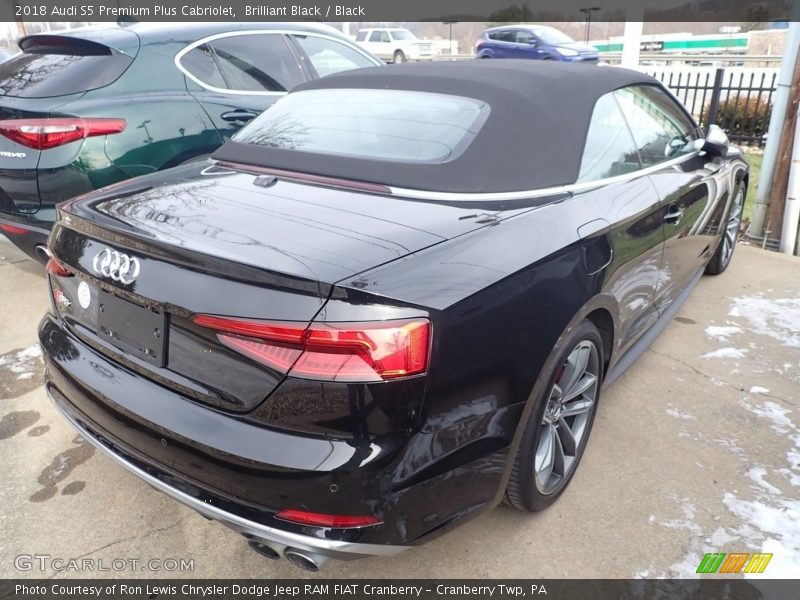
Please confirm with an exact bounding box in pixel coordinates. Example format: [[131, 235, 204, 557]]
[[432, 54, 474, 61], [603, 53, 783, 66], [432, 53, 784, 66]]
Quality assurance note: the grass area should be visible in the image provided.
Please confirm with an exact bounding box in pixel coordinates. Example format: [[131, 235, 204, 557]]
[[742, 151, 762, 225]]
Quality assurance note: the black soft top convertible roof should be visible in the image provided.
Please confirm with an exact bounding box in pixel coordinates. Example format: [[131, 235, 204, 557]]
[[212, 60, 662, 194]]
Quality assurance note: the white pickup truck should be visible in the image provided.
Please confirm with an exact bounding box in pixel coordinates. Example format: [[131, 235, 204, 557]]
[[355, 28, 435, 63]]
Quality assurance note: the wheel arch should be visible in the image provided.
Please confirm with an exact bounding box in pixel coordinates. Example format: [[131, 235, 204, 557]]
[[585, 307, 615, 376], [557, 294, 620, 378], [491, 291, 620, 506], [735, 163, 749, 193]]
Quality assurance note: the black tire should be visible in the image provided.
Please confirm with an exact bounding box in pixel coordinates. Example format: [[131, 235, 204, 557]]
[[505, 319, 604, 512], [706, 180, 746, 275], [393, 50, 407, 64]]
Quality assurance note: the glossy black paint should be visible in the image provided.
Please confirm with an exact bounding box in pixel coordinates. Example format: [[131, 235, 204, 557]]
[[40, 144, 748, 551]]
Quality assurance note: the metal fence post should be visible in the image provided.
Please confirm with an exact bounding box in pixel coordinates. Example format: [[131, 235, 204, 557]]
[[706, 67, 725, 133]]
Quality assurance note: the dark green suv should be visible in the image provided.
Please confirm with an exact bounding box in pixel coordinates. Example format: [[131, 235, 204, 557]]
[[0, 22, 380, 262]]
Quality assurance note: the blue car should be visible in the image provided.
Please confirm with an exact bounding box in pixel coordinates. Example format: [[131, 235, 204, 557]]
[[475, 25, 599, 62]]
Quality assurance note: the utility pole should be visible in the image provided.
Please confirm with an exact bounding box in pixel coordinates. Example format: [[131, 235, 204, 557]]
[[764, 53, 800, 250], [443, 20, 458, 56], [749, 4, 800, 245], [620, 6, 644, 68], [580, 7, 600, 44]]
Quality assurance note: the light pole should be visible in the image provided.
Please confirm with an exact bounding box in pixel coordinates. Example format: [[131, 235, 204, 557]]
[[137, 120, 153, 145], [443, 20, 458, 57], [580, 7, 601, 44]]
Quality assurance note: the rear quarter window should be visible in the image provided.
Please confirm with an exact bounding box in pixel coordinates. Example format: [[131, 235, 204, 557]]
[[0, 40, 133, 98], [614, 85, 700, 166], [179, 44, 226, 90], [208, 34, 304, 92], [578, 93, 641, 183], [233, 88, 490, 164]]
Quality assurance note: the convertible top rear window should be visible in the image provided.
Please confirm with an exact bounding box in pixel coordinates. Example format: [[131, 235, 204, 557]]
[[232, 89, 489, 164], [213, 61, 665, 194]]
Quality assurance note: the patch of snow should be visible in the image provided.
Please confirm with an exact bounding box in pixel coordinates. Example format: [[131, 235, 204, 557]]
[[740, 400, 794, 435], [666, 408, 697, 420], [723, 494, 800, 578], [0, 345, 42, 376], [749, 386, 769, 395], [775, 468, 800, 487], [702, 348, 748, 359], [712, 436, 746, 456], [657, 499, 708, 577], [747, 467, 782, 495], [660, 498, 702, 535], [705, 325, 742, 341], [707, 526, 737, 547], [728, 295, 800, 348]]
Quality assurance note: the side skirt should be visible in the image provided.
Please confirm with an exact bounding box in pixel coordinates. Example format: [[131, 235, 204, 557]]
[[603, 268, 704, 388]]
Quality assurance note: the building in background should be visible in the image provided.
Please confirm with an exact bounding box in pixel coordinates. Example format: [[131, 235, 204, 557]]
[[590, 29, 786, 65]]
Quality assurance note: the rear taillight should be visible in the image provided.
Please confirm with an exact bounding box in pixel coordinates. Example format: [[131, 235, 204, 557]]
[[192, 315, 431, 383], [275, 509, 382, 528], [0, 223, 28, 235], [0, 118, 126, 150], [46, 256, 73, 277]]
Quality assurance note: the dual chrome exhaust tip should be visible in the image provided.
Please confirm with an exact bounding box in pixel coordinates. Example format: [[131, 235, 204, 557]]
[[34, 245, 51, 263], [283, 548, 329, 572], [247, 539, 329, 572]]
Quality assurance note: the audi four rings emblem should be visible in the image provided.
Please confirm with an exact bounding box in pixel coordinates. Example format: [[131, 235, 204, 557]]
[[92, 248, 140, 284]]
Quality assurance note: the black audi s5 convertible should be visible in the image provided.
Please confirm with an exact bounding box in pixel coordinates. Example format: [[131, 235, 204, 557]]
[[39, 61, 747, 570]]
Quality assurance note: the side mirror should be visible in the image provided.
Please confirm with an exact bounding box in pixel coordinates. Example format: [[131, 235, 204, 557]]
[[702, 124, 729, 157]]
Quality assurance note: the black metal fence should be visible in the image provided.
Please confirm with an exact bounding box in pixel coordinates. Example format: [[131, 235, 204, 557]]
[[648, 67, 777, 147]]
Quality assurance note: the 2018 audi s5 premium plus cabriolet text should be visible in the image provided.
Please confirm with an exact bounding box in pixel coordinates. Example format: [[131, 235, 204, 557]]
[[40, 61, 747, 570]]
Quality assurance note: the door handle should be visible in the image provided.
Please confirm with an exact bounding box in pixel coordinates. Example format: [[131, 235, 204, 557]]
[[664, 205, 684, 225], [221, 109, 259, 123]]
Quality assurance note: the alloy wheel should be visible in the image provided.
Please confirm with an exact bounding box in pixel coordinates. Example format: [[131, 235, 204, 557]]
[[721, 187, 744, 267], [534, 340, 600, 495]]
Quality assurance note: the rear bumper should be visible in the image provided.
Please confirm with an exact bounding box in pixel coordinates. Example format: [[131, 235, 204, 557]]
[[47, 388, 406, 561], [39, 312, 515, 557]]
